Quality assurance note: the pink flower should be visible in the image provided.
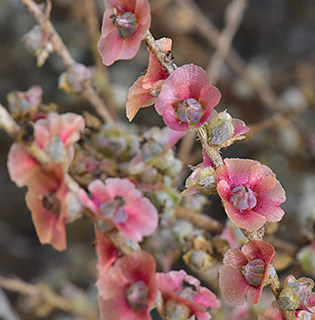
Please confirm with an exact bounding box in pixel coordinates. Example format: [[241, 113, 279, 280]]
[[155, 64, 221, 131], [97, 0, 151, 66], [33, 112, 85, 163], [25, 164, 72, 251], [156, 270, 221, 320], [126, 38, 172, 121], [79, 178, 158, 242], [216, 158, 286, 231], [8, 113, 85, 187], [219, 240, 276, 305], [97, 251, 157, 320]]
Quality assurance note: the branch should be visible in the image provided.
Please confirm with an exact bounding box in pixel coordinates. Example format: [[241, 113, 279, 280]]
[[21, 0, 114, 123], [183, 0, 289, 113], [0, 276, 97, 320], [176, 206, 224, 233], [207, 0, 248, 84], [144, 30, 177, 74]]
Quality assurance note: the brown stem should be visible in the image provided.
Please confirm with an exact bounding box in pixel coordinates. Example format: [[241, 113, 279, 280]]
[[21, 0, 114, 123], [196, 126, 223, 169], [241, 227, 265, 241], [176, 206, 224, 233], [144, 30, 177, 74]]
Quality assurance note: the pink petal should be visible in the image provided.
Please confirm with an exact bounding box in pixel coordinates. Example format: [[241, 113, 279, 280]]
[[98, 29, 123, 66], [223, 158, 259, 187], [219, 265, 250, 305], [247, 285, 264, 304], [95, 229, 119, 277], [25, 178, 67, 251], [120, 196, 158, 241], [241, 240, 275, 265], [222, 200, 267, 231], [232, 119, 249, 136], [248, 163, 276, 193], [104, 178, 136, 199], [88, 179, 111, 206], [223, 248, 248, 267], [7, 143, 39, 187]]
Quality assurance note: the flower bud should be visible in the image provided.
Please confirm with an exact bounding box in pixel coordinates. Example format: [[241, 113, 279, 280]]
[[59, 64, 93, 93]]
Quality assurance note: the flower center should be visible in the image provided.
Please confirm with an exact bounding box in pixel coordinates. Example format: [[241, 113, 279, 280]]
[[111, 11, 137, 38], [176, 280, 197, 300], [230, 185, 257, 211], [126, 280, 149, 310], [176, 98, 203, 126], [99, 196, 129, 224], [241, 259, 265, 287], [42, 192, 61, 216]]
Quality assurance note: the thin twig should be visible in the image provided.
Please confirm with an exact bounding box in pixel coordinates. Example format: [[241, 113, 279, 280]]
[[21, 0, 114, 123], [0, 276, 97, 320], [176, 207, 224, 233], [178, 130, 196, 164], [182, 0, 288, 113], [207, 0, 248, 84], [196, 126, 223, 169], [246, 113, 296, 139], [83, 0, 103, 71]]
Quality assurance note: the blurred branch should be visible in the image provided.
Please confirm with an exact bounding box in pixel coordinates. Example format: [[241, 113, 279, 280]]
[[178, 131, 196, 164], [0, 289, 21, 320], [246, 113, 296, 139], [83, 0, 103, 71], [207, 0, 248, 84], [21, 0, 114, 123], [183, 0, 289, 113], [176, 207, 224, 233], [0, 276, 97, 320]]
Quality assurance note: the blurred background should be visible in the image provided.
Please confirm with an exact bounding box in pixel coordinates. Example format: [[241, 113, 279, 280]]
[[0, 0, 315, 319]]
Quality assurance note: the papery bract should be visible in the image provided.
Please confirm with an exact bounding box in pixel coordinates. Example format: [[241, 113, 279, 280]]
[[182, 150, 216, 196], [156, 270, 221, 320], [79, 178, 158, 242], [155, 64, 221, 131], [97, 0, 151, 66], [126, 37, 172, 121], [205, 110, 249, 148], [278, 275, 315, 313], [97, 251, 157, 320], [219, 240, 275, 305], [216, 158, 286, 231]]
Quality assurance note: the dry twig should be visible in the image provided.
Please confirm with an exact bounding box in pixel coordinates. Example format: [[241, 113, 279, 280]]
[[21, 0, 114, 123], [207, 0, 248, 84]]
